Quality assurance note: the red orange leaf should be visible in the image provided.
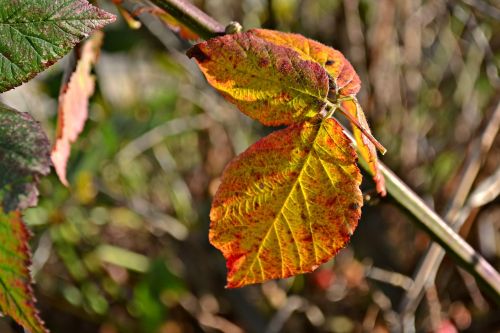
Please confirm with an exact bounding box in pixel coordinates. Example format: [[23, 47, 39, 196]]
[[341, 99, 386, 195], [51, 32, 104, 186], [210, 119, 362, 287], [250, 29, 385, 194], [0, 210, 48, 333], [187, 32, 329, 126], [248, 29, 361, 96]]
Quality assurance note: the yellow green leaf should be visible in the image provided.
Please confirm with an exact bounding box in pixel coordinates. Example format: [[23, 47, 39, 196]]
[[187, 31, 329, 126], [248, 29, 361, 96], [0, 210, 47, 333], [341, 99, 386, 195], [210, 118, 362, 288], [250, 29, 386, 195]]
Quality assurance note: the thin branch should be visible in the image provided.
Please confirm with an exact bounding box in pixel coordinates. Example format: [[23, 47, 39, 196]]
[[147, 0, 226, 39], [366, 158, 500, 303]]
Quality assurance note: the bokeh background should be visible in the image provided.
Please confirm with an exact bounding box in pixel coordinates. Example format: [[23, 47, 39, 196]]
[[1, 0, 499, 332]]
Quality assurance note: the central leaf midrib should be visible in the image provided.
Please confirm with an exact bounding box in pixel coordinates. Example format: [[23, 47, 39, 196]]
[[0, 275, 38, 331], [242, 122, 325, 281]]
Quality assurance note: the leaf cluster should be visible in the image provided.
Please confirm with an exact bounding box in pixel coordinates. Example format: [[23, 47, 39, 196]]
[[187, 29, 386, 287]]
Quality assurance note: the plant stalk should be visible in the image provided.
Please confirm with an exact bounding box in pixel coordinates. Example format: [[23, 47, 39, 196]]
[[148, 0, 225, 40], [371, 160, 500, 303]]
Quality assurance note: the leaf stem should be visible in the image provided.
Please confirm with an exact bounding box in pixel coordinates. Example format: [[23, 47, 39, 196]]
[[326, 100, 387, 154]]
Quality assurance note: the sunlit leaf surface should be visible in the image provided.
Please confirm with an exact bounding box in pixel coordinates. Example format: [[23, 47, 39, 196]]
[[251, 29, 385, 194], [210, 119, 362, 287], [249, 29, 361, 96], [187, 31, 329, 126]]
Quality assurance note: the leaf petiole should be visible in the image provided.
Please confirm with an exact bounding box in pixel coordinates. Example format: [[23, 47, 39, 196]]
[[326, 100, 387, 155], [324, 103, 337, 118]]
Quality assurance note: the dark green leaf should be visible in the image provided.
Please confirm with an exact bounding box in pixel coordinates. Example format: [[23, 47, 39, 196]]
[[0, 103, 51, 212], [0, 0, 115, 92]]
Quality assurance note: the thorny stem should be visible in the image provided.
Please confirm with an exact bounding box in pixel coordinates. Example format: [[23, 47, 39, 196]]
[[129, 0, 500, 302]]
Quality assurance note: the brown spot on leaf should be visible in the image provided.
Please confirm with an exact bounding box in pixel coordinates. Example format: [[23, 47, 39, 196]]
[[349, 202, 360, 211], [186, 45, 211, 63], [259, 57, 270, 67]]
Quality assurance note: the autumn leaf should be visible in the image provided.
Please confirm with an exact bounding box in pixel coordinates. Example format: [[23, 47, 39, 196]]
[[51, 32, 104, 186], [341, 99, 386, 196], [0, 210, 48, 333], [249, 29, 386, 194], [248, 29, 361, 96], [0, 104, 51, 212], [210, 118, 362, 288], [0, 0, 115, 93], [187, 31, 329, 126], [188, 29, 387, 286]]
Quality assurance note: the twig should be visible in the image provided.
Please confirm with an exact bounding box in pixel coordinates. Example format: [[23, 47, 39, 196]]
[[461, 0, 500, 21], [364, 264, 414, 291], [147, 0, 226, 39], [264, 296, 305, 333], [372, 158, 500, 303], [117, 113, 212, 163], [97, 184, 189, 240]]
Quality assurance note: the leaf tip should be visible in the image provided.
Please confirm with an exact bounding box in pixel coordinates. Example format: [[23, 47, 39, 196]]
[[374, 173, 387, 197]]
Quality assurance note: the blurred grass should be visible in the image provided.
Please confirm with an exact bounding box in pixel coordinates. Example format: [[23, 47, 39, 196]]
[[0, 0, 499, 332]]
